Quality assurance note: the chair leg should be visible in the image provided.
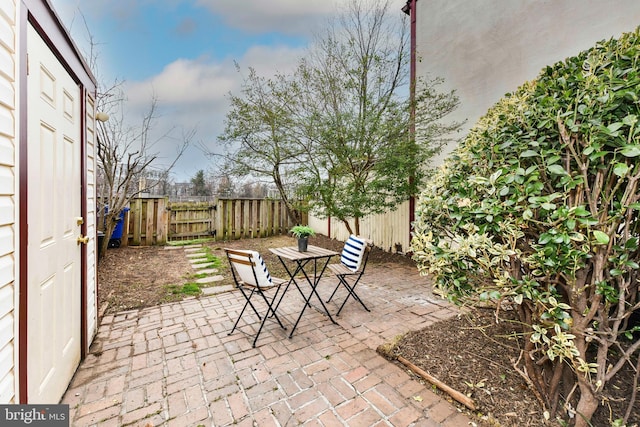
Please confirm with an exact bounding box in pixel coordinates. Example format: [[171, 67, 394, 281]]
[[229, 287, 259, 335], [239, 287, 263, 319], [257, 288, 286, 330], [229, 285, 288, 347], [250, 288, 288, 347], [251, 303, 271, 348], [335, 276, 370, 316]]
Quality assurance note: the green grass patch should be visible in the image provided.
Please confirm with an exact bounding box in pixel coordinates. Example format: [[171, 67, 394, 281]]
[[191, 247, 223, 268], [166, 282, 202, 296]]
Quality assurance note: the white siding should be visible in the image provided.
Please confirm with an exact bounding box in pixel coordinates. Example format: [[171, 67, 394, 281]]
[[0, 0, 16, 405], [415, 0, 640, 164], [85, 95, 98, 344]]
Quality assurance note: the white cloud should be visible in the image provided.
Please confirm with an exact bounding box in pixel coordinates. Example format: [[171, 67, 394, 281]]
[[127, 59, 234, 107], [126, 44, 303, 106], [122, 44, 306, 181]]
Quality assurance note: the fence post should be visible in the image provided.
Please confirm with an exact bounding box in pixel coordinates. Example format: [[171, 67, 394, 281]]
[[250, 199, 258, 238], [132, 198, 142, 245], [215, 198, 225, 240], [233, 200, 241, 239], [242, 200, 250, 238], [156, 198, 168, 244], [145, 199, 154, 245]]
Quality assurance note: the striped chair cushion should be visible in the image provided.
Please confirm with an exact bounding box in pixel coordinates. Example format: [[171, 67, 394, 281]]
[[340, 235, 366, 272], [230, 250, 273, 288]]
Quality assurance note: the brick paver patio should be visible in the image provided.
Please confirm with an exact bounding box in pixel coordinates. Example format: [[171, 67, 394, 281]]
[[62, 250, 474, 426]]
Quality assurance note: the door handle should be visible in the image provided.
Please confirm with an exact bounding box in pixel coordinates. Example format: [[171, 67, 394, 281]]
[[77, 235, 89, 245]]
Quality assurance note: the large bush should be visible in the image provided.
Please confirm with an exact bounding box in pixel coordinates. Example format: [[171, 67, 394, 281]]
[[412, 28, 640, 426]]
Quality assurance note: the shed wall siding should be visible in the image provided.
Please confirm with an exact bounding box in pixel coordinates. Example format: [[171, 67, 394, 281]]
[[85, 95, 97, 341], [0, 0, 17, 404]]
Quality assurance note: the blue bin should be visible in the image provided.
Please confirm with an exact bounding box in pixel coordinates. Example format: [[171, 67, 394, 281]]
[[109, 207, 130, 248]]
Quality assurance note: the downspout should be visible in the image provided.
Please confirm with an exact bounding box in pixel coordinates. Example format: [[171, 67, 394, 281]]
[[403, 0, 417, 247]]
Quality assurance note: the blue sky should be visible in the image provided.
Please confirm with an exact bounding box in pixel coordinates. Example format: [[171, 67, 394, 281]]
[[49, 0, 406, 182]]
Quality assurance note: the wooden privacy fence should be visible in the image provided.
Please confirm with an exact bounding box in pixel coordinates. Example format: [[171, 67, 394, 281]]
[[308, 199, 412, 255], [115, 197, 303, 246]]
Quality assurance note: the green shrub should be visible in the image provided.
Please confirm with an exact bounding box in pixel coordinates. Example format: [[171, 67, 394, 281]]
[[412, 27, 640, 427]]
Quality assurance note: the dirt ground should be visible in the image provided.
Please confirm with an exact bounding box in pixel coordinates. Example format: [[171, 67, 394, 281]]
[[97, 235, 638, 427], [97, 234, 414, 314]]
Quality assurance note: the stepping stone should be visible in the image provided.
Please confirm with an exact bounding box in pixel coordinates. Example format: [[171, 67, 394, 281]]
[[201, 285, 234, 295], [183, 244, 203, 249], [164, 246, 183, 250], [184, 247, 204, 254], [185, 252, 206, 259], [196, 275, 224, 284], [196, 268, 219, 275], [191, 262, 215, 270]]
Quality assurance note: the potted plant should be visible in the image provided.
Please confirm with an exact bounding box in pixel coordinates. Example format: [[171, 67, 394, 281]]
[[290, 225, 315, 252]]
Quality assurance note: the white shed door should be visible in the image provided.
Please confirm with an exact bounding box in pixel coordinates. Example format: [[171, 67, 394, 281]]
[[26, 25, 82, 403]]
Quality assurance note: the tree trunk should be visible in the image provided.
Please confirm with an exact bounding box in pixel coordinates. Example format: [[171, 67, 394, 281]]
[[341, 218, 354, 235], [99, 215, 118, 260], [283, 200, 302, 225], [573, 386, 598, 427], [516, 303, 555, 411], [273, 169, 302, 224], [547, 362, 566, 416]]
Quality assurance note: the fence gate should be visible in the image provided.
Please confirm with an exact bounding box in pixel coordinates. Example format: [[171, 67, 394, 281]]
[[169, 201, 216, 241]]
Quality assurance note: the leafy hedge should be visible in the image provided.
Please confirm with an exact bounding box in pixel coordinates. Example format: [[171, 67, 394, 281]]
[[412, 27, 640, 426]]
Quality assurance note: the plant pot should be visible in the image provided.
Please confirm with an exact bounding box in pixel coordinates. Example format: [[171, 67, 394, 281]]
[[297, 237, 308, 252]]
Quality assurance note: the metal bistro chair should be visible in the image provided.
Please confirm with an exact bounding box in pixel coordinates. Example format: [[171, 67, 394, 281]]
[[225, 248, 288, 347], [326, 235, 373, 315]]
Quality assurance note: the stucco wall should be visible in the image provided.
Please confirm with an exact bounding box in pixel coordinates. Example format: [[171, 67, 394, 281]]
[[0, 0, 17, 404], [415, 0, 640, 162]]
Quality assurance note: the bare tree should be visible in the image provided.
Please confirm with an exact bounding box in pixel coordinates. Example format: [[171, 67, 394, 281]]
[[96, 84, 192, 257], [63, 10, 193, 257]]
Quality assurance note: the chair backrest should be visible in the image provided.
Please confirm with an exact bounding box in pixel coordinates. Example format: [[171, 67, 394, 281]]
[[225, 249, 273, 288], [340, 235, 371, 272]]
